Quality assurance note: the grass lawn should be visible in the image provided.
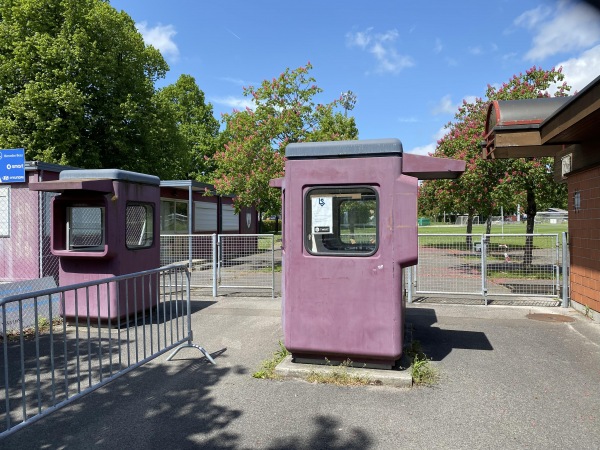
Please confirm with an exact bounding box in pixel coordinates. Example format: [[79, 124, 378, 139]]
[[418, 222, 568, 235]]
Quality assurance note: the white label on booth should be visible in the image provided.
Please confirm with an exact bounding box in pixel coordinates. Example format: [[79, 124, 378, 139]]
[[311, 196, 333, 234]]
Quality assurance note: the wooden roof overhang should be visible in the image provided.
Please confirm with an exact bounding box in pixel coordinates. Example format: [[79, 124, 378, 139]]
[[483, 75, 600, 160]]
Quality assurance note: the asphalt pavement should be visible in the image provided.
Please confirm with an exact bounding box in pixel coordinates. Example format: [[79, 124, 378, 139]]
[[2, 296, 600, 449]]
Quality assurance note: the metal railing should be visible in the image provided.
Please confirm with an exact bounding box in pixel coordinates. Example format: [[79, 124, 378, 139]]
[[160, 234, 275, 298], [0, 264, 214, 439], [410, 233, 566, 305]]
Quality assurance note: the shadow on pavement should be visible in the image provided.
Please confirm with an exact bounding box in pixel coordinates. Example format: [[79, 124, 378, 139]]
[[2, 351, 243, 449], [406, 308, 493, 361], [266, 415, 373, 450]]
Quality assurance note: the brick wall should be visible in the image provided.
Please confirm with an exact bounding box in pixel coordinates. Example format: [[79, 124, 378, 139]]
[[568, 165, 600, 314]]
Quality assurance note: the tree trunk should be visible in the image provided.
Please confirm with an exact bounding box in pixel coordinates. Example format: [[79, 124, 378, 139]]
[[485, 215, 492, 235], [466, 213, 473, 247], [524, 186, 536, 266]]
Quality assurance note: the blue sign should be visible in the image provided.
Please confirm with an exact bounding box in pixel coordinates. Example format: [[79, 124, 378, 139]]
[[0, 148, 26, 183]]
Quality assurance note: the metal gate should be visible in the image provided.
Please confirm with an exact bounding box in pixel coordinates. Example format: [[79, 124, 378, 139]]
[[160, 234, 275, 297], [413, 233, 562, 303], [217, 234, 274, 297]]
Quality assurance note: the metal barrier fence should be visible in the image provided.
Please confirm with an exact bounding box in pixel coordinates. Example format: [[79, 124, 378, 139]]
[[0, 264, 214, 439], [411, 233, 564, 304], [160, 234, 275, 298]]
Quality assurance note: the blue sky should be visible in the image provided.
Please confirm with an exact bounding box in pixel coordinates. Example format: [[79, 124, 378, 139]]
[[110, 0, 600, 155]]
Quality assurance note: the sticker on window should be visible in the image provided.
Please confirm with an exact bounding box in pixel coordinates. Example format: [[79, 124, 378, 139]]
[[311, 196, 333, 234]]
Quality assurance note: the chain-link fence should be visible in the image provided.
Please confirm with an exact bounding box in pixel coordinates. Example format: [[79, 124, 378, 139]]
[[484, 234, 559, 297], [412, 233, 562, 303], [217, 234, 274, 297], [416, 234, 484, 295], [1, 187, 58, 283], [159, 234, 275, 297], [0, 187, 59, 329], [160, 235, 214, 289]]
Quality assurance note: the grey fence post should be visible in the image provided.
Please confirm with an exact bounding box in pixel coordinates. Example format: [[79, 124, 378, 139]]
[[271, 234, 275, 299], [406, 266, 413, 304], [562, 232, 569, 308], [212, 233, 218, 297], [481, 235, 488, 306]]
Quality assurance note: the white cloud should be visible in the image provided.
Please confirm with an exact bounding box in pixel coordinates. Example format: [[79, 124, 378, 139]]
[[211, 95, 255, 111], [468, 46, 483, 56], [346, 28, 415, 74], [516, 1, 600, 60], [445, 57, 458, 67], [407, 126, 448, 155], [434, 127, 449, 141], [552, 44, 600, 93], [434, 38, 443, 54], [432, 95, 457, 115], [137, 22, 179, 61], [514, 5, 552, 29], [407, 142, 436, 156], [433, 94, 480, 115]]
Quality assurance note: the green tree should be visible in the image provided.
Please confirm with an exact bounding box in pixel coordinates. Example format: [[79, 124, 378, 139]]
[[0, 0, 183, 178], [213, 63, 358, 215], [418, 66, 570, 262], [156, 74, 220, 181]]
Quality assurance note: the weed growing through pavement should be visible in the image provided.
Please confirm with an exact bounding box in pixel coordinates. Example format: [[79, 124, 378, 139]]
[[406, 340, 439, 386], [253, 341, 290, 379], [306, 358, 376, 386]]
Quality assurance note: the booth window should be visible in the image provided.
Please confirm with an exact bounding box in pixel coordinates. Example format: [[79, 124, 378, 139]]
[[67, 206, 105, 251], [126, 203, 154, 249], [305, 186, 378, 256]]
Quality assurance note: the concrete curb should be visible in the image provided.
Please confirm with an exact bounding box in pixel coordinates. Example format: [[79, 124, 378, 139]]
[[274, 355, 413, 388]]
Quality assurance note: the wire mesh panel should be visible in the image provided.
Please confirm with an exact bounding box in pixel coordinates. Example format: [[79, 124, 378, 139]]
[[217, 234, 274, 296], [0, 189, 60, 329], [160, 235, 214, 288], [484, 234, 559, 297], [415, 234, 484, 295]]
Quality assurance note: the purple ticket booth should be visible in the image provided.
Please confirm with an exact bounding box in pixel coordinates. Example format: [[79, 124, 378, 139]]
[[270, 139, 465, 368], [30, 169, 160, 321]]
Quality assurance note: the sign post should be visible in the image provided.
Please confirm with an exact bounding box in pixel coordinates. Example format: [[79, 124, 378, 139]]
[[0, 148, 26, 183]]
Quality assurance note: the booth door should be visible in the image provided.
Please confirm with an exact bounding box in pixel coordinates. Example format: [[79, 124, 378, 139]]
[[287, 185, 400, 360]]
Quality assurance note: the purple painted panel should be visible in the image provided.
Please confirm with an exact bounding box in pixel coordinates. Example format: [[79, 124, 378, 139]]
[[277, 140, 464, 366], [281, 156, 411, 365], [35, 172, 160, 320]]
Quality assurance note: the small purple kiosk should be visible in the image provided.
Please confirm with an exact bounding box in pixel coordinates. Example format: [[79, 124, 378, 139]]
[[30, 169, 160, 321], [270, 139, 465, 368]]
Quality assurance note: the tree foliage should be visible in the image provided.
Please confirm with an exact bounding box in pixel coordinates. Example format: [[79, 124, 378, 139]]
[[155, 74, 220, 181], [419, 67, 570, 235], [0, 0, 187, 179], [213, 63, 358, 215]]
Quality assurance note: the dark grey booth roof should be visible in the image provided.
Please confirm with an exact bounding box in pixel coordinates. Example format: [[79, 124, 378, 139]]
[[59, 169, 160, 186], [285, 138, 403, 159]]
